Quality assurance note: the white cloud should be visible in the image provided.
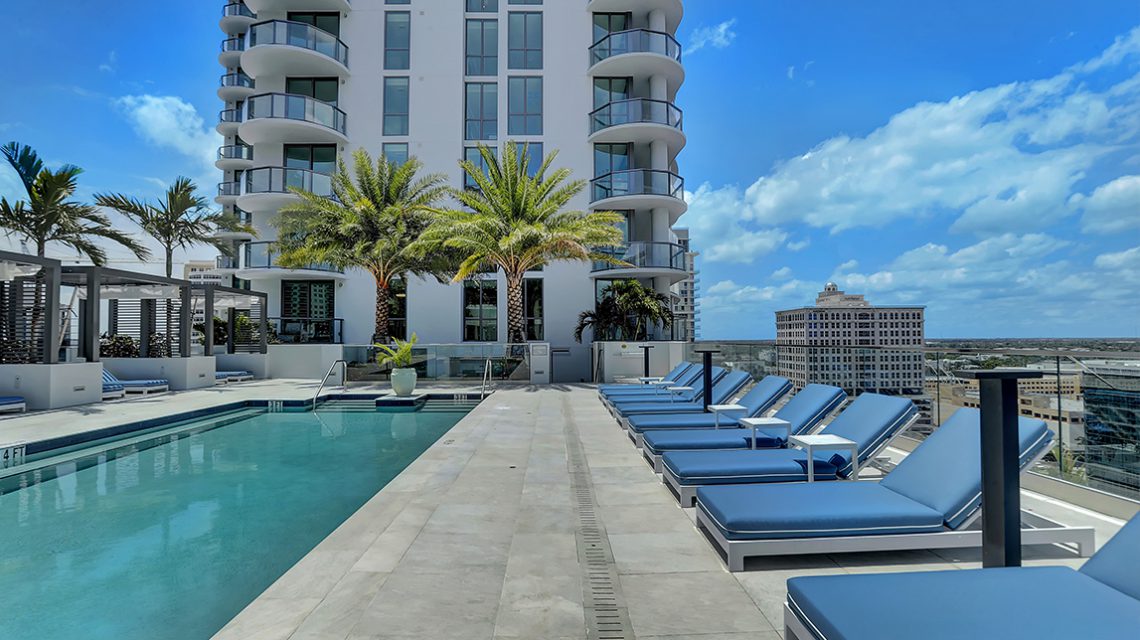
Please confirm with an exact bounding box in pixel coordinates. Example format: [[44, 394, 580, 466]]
[[114, 94, 220, 188], [771, 266, 793, 280], [786, 239, 811, 252], [1094, 246, 1140, 270], [835, 259, 858, 272], [685, 19, 738, 56], [1072, 174, 1140, 233], [786, 66, 795, 80], [684, 183, 787, 263], [98, 50, 118, 74]]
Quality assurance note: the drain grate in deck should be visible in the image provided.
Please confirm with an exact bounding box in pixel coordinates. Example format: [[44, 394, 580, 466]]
[[563, 397, 635, 640]]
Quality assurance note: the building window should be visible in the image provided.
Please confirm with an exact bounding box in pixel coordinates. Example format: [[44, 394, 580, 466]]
[[593, 143, 631, 175], [384, 12, 411, 70], [507, 76, 542, 135], [465, 82, 497, 140], [507, 12, 542, 69], [285, 77, 338, 105], [464, 146, 496, 189], [593, 77, 631, 108], [388, 278, 407, 341], [287, 12, 340, 37], [524, 278, 544, 341], [467, 0, 497, 11], [515, 142, 542, 177], [284, 145, 337, 173], [465, 19, 498, 75], [382, 142, 409, 165], [592, 12, 630, 42], [383, 77, 410, 135], [463, 279, 498, 342]]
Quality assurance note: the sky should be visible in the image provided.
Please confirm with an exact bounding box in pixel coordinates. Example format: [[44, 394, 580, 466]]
[[1, 0, 1139, 339]]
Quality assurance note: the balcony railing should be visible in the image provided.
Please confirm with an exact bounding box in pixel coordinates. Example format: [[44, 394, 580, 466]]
[[216, 255, 238, 270], [243, 167, 334, 198], [218, 182, 241, 198], [222, 2, 255, 19], [589, 29, 682, 66], [221, 37, 245, 55], [217, 144, 253, 162], [220, 72, 254, 90], [590, 98, 683, 134], [244, 93, 347, 136], [247, 20, 349, 69], [268, 317, 343, 344], [590, 169, 684, 202], [219, 108, 243, 125], [592, 241, 686, 273], [242, 241, 343, 274]]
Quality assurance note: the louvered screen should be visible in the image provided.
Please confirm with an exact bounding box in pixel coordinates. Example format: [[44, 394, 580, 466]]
[[232, 300, 265, 353], [0, 276, 49, 364], [101, 297, 186, 358]]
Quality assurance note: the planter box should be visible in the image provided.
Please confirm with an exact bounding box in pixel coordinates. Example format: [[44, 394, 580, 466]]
[[0, 363, 103, 410], [103, 357, 216, 391], [216, 353, 268, 379]]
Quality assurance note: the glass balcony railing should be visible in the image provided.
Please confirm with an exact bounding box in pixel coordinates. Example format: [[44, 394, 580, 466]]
[[243, 167, 334, 198], [234, 208, 252, 225], [592, 241, 686, 273], [247, 20, 349, 69], [244, 93, 347, 136], [221, 37, 245, 55], [220, 72, 254, 90], [217, 144, 253, 162], [219, 108, 243, 125], [242, 241, 343, 274], [217, 182, 241, 198], [590, 169, 684, 202], [216, 255, 238, 270], [590, 98, 683, 134], [340, 343, 537, 382], [589, 29, 682, 66], [222, 2, 254, 19], [268, 317, 344, 344]]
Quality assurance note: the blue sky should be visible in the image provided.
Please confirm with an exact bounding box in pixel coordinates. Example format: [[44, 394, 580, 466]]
[[1, 1, 1139, 339]]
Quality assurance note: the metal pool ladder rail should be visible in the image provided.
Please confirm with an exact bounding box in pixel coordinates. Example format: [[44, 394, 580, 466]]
[[313, 359, 348, 408], [481, 358, 493, 399]]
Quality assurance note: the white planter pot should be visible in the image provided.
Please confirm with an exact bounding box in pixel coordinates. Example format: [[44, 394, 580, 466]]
[[391, 368, 418, 397]]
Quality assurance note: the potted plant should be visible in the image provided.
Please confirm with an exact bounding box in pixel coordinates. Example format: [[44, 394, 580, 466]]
[[376, 333, 419, 397]]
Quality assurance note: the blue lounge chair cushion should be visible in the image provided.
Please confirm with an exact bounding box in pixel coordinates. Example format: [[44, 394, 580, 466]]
[[627, 375, 793, 433], [599, 363, 693, 393], [644, 429, 787, 454], [602, 366, 707, 399], [880, 408, 1052, 529], [697, 482, 944, 540], [0, 396, 24, 406], [103, 370, 168, 387], [786, 566, 1140, 640], [103, 382, 124, 391], [807, 393, 917, 476], [216, 372, 230, 379], [613, 370, 749, 417], [664, 449, 841, 485], [1080, 510, 1140, 601], [217, 370, 250, 377], [615, 401, 708, 416], [771, 384, 847, 435]]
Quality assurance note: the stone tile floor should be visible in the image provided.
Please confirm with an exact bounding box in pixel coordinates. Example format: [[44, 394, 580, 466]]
[[1, 383, 1125, 639]]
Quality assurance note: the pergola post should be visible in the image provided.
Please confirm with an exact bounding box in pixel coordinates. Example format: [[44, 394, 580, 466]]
[[179, 285, 192, 358], [80, 268, 101, 362], [139, 298, 154, 358], [41, 262, 61, 364], [258, 299, 268, 354], [227, 306, 237, 354], [203, 285, 216, 357]]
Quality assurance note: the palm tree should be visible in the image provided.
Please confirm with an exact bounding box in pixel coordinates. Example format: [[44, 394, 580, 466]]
[[95, 176, 249, 279], [273, 148, 452, 344], [417, 143, 626, 344], [574, 279, 674, 342], [1, 142, 150, 361]]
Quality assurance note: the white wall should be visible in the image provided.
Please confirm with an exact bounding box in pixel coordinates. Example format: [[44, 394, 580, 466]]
[[103, 357, 217, 391], [0, 364, 103, 410]]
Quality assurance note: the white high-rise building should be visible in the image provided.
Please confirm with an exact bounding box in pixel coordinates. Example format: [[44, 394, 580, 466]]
[[214, 1, 688, 380], [776, 284, 926, 395], [670, 227, 699, 341]]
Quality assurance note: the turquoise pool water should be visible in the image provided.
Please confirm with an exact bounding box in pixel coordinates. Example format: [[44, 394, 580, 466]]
[[0, 404, 470, 640]]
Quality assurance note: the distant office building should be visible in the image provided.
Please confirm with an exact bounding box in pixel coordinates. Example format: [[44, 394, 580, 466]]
[[184, 260, 225, 287], [671, 228, 699, 341], [1082, 363, 1140, 499], [776, 283, 925, 395]]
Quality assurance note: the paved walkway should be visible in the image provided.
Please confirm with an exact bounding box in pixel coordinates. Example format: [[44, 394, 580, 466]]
[[208, 385, 1122, 640]]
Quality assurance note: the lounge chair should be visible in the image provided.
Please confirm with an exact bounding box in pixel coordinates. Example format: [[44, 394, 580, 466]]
[[597, 362, 695, 395], [601, 365, 716, 409], [102, 376, 125, 400], [638, 383, 846, 467], [664, 393, 917, 506], [216, 370, 254, 384], [103, 369, 169, 395], [784, 513, 1140, 640], [611, 370, 750, 420], [0, 396, 26, 413], [694, 408, 1095, 570]]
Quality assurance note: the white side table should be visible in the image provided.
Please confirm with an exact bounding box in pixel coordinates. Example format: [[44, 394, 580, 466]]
[[650, 380, 677, 396], [739, 417, 792, 450], [666, 386, 692, 403], [788, 434, 859, 482], [708, 404, 747, 429], [638, 376, 664, 385]]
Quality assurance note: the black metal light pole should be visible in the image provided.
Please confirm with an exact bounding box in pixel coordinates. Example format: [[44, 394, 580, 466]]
[[962, 369, 1042, 568], [639, 344, 654, 378], [693, 349, 720, 412]]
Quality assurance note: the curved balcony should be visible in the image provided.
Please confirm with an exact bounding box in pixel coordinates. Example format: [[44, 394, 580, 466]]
[[239, 93, 348, 145], [237, 241, 346, 281], [237, 166, 333, 213], [591, 241, 688, 282], [216, 144, 254, 171], [590, 169, 687, 221], [245, 0, 351, 13], [217, 108, 242, 136], [218, 72, 256, 102], [242, 20, 349, 79], [589, 29, 684, 90], [219, 37, 245, 67], [587, 1, 683, 32], [589, 98, 685, 151], [216, 181, 241, 206], [220, 3, 256, 35], [213, 255, 240, 274]]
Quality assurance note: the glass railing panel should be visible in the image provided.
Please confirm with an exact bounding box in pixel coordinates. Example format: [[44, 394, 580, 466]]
[[592, 241, 686, 272], [247, 20, 349, 68], [221, 37, 245, 54], [244, 93, 347, 135], [222, 3, 255, 19], [589, 29, 682, 65], [219, 108, 243, 124], [220, 72, 254, 89], [217, 144, 253, 161], [590, 98, 683, 133], [267, 317, 344, 344], [590, 169, 684, 202]]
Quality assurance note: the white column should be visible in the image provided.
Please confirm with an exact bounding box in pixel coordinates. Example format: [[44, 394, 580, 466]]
[[650, 75, 668, 101], [649, 10, 666, 32]]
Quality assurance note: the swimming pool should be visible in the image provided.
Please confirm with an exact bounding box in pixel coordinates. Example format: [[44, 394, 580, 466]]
[[0, 401, 473, 640]]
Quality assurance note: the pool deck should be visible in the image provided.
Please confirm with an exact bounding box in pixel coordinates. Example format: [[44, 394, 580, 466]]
[[1, 383, 1126, 639]]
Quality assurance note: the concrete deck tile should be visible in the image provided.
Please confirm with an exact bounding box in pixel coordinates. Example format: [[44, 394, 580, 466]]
[[610, 531, 725, 574], [289, 571, 391, 640], [621, 571, 776, 636]]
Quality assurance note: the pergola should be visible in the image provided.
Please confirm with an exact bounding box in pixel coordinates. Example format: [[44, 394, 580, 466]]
[[191, 284, 269, 355], [60, 266, 194, 362], [0, 250, 62, 365]]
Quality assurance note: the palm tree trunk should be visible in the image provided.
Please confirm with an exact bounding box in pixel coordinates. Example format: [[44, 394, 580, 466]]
[[506, 275, 526, 344], [373, 279, 390, 345]]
